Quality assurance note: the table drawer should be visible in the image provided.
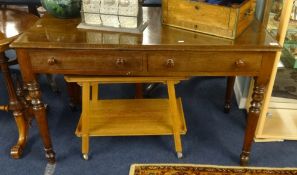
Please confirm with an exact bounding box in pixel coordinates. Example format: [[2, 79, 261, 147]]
[[148, 52, 262, 73], [29, 51, 143, 72]]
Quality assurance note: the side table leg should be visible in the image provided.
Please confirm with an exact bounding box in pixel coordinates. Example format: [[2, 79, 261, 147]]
[[0, 53, 28, 159], [81, 82, 90, 160], [27, 81, 56, 164], [240, 78, 265, 166], [167, 80, 183, 158], [67, 82, 81, 110], [135, 83, 143, 99]]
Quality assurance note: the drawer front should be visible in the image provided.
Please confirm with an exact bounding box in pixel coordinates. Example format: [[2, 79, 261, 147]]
[[29, 51, 143, 72], [148, 52, 262, 73]]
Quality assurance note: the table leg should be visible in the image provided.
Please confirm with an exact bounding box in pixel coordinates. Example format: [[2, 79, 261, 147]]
[[224, 76, 235, 113], [0, 53, 28, 159], [27, 81, 56, 164], [240, 77, 265, 166], [67, 82, 81, 110], [167, 80, 183, 158], [16, 49, 56, 163], [81, 82, 90, 160], [135, 83, 143, 99], [28, 4, 40, 17]]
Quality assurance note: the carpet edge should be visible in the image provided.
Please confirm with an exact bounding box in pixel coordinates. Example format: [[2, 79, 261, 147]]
[[129, 164, 137, 175], [129, 163, 297, 172]]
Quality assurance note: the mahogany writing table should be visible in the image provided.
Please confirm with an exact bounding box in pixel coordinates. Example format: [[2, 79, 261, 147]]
[[10, 7, 281, 165]]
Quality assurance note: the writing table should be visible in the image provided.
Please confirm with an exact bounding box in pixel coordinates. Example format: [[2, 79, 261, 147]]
[[10, 7, 282, 165]]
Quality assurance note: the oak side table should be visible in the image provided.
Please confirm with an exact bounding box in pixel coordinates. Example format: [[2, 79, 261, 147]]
[[65, 76, 187, 160]]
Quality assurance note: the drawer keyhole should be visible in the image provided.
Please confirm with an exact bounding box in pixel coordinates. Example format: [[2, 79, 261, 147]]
[[235, 59, 245, 68], [166, 58, 175, 68], [48, 57, 57, 65], [116, 58, 126, 66]]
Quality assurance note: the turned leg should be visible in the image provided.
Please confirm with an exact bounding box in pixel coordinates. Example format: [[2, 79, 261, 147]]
[[0, 105, 8, 111], [28, 4, 40, 17], [27, 81, 56, 164], [144, 83, 160, 97], [0, 53, 28, 159], [67, 82, 81, 110], [240, 78, 265, 166], [45, 74, 59, 93], [224, 76, 235, 113], [135, 83, 143, 99], [15, 76, 35, 126]]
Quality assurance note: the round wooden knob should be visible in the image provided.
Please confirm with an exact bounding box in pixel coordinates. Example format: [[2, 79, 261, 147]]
[[116, 58, 125, 66], [47, 57, 57, 65], [166, 58, 175, 68], [235, 59, 245, 68], [244, 9, 252, 17]]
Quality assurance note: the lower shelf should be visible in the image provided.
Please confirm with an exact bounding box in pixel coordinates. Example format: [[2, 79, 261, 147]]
[[256, 108, 297, 141], [76, 98, 187, 137]]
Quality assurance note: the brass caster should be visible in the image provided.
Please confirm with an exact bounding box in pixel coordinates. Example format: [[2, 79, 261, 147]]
[[177, 152, 183, 159], [10, 145, 23, 159], [83, 154, 89, 160], [224, 104, 231, 113], [240, 151, 250, 166]]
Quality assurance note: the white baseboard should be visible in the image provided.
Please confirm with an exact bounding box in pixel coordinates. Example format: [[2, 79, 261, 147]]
[[234, 77, 250, 109]]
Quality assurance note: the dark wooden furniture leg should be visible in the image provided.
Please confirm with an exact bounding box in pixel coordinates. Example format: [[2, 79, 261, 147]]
[[17, 49, 55, 164], [45, 74, 59, 93], [224, 76, 235, 113], [28, 4, 39, 17], [67, 82, 81, 110], [135, 83, 143, 99], [144, 83, 160, 97], [0, 53, 28, 159], [240, 77, 266, 166], [240, 53, 275, 166]]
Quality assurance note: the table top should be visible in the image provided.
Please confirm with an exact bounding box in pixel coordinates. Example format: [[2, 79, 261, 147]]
[[11, 7, 281, 52], [0, 8, 38, 51]]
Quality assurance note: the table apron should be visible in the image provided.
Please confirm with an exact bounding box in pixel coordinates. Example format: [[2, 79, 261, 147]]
[[26, 49, 267, 77]]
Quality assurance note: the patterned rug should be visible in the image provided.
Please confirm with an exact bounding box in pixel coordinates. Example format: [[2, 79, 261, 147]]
[[129, 164, 297, 175]]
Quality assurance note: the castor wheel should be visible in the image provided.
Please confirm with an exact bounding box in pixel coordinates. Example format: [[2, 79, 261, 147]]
[[83, 154, 89, 160], [224, 104, 231, 113], [177, 152, 183, 159], [10, 145, 23, 159]]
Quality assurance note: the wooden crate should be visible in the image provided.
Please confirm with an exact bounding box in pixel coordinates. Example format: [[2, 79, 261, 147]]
[[162, 0, 256, 39]]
